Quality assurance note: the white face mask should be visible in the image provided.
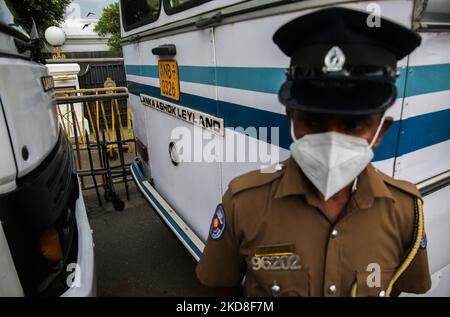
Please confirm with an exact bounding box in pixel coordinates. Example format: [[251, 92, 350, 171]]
[[289, 116, 385, 201]]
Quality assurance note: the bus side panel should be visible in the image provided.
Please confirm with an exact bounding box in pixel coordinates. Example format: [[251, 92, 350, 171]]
[[124, 29, 223, 242], [393, 32, 450, 183], [120, 0, 243, 39], [123, 44, 148, 150], [402, 185, 450, 296], [213, 0, 413, 192], [393, 31, 450, 296]]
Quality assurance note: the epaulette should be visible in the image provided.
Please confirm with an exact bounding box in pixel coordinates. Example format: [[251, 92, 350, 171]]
[[378, 171, 422, 199], [228, 163, 285, 198]]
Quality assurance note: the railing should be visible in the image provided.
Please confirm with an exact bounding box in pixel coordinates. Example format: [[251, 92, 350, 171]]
[[55, 87, 132, 149], [55, 88, 135, 207]]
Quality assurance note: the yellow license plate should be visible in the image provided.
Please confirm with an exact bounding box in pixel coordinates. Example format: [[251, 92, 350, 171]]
[[158, 60, 180, 101]]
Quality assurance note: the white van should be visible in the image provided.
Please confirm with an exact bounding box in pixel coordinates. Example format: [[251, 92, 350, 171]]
[[121, 0, 450, 296], [0, 0, 95, 296]]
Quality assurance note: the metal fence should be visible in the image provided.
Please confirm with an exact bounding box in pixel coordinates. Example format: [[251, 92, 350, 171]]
[[46, 52, 128, 129], [55, 88, 134, 209], [78, 61, 127, 128]]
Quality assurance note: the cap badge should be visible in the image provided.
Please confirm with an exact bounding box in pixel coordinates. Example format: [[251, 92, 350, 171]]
[[324, 46, 346, 72]]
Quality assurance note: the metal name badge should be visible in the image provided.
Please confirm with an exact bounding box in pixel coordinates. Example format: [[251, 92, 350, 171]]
[[251, 255, 301, 271], [41, 76, 55, 92], [324, 46, 346, 72]]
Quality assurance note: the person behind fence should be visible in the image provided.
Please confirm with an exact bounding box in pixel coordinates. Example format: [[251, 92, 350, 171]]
[[195, 7, 432, 297]]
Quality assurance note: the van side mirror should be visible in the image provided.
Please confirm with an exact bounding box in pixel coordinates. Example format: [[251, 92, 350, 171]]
[[29, 18, 39, 40], [13, 18, 45, 63]]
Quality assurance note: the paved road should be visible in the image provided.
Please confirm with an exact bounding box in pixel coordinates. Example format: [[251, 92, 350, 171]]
[[84, 183, 212, 297]]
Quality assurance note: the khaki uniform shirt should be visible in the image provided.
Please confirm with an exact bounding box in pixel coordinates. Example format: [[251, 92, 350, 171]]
[[196, 157, 431, 297]]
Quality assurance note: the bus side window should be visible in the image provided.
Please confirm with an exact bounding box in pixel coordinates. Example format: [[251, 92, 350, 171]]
[[121, 0, 161, 30], [413, 0, 450, 31], [163, 0, 211, 15]]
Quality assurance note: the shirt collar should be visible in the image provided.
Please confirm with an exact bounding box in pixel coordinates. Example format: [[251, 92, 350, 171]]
[[353, 164, 394, 209], [274, 157, 307, 198], [274, 157, 323, 208], [274, 157, 394, 209]]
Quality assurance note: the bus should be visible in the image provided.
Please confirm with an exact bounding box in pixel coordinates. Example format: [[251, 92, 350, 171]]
[[120, 0, 450, 296]]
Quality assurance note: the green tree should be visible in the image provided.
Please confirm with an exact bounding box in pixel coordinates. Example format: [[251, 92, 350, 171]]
[[94, 2, 121, 51], [8, 0, 72, 36]]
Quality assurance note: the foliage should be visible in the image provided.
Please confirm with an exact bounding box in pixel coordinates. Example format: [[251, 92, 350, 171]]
[[8, 0, 72, 36], [94, 2, 121, 51]]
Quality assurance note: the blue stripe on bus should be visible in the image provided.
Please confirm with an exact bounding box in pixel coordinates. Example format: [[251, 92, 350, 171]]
[[126, 63, 450, 98], [128, 65, 396, 94], [216, 67, 285, 95], [179, 66, 216, 86], [397, 109, 450, 156], [127, 81, 450, 162], [404, 63, 450, 97], [126, 65, 159, 78], [131, 160, 203, 258]]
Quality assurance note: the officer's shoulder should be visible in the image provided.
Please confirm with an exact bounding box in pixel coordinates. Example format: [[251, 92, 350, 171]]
[[376, 168, 421, 199], [374, 168, 422, 247], [228, 161, 286, 198]]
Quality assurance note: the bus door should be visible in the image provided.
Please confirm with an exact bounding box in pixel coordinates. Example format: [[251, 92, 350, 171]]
[[391, 0, 450, 296], [121, 0, 223, 242], [212, 0, 413, 190]]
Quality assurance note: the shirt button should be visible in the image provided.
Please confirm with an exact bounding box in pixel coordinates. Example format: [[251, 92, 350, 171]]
[[328, 284, 337, 295], [379, 290, 386, 297], [331, 229, 339, 238], [271, 283, 280, 294]]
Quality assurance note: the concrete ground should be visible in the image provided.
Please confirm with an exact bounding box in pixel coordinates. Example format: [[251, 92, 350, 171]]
[[84, 184, 212, 297], [76, 139, 212, 297]]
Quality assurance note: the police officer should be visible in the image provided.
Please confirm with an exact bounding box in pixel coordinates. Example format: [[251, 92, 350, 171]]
[[196, 7, 432, 297]]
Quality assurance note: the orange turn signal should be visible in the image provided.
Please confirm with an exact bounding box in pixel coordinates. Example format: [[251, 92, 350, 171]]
[[39, 227, 63, 264]]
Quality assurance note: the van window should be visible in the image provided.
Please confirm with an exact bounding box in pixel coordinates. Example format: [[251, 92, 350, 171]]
[[0, 0, 15, 26], [0, 0, 28, 38], [121, 0, 161, 31], [163, 0, 211, 15]]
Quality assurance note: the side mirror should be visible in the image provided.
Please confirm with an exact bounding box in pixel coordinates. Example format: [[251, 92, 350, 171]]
[[14, 18, 45, 63], [29, 18, 39, 40]]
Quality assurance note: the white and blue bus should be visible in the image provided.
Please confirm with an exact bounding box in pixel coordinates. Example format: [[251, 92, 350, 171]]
[[121, 0, 450, 296]]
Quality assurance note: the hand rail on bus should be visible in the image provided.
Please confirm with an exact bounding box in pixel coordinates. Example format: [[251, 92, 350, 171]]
[[121, 0, 356, 44], [417, 170, 450, 197]]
